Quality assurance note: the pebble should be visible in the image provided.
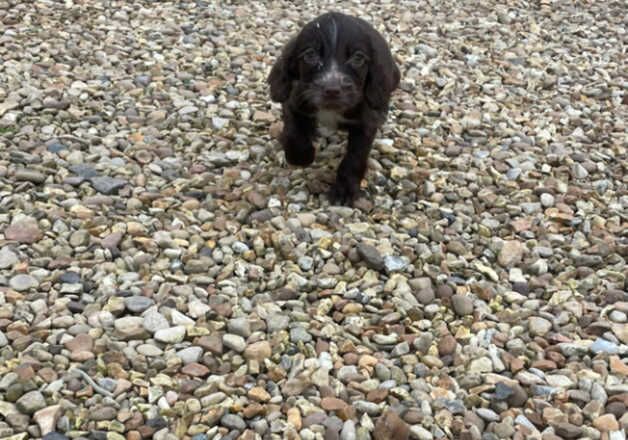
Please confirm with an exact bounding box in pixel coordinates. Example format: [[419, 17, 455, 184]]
[[9, 274, 38, 291], [528, 316, 552, 336], [124, 297, 155, 313], [154, 326, 186, 344], [357, 243, 384, 271], [0, 247, 18, 269], [451, 294, 474, 316], [90, 176, 127, 195], [223, 334, 247, 353], [15, 391, 46, 415]]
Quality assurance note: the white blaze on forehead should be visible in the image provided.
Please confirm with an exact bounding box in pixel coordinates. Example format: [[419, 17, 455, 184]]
[[320, 59, 343, 83]]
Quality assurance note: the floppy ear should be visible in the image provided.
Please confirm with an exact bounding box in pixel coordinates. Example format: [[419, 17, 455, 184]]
[[267, 37, 298, 103], [365, 30, 400, 110]]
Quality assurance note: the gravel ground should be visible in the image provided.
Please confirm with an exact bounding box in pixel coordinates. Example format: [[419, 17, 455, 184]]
[[0, 1, 627, 439]]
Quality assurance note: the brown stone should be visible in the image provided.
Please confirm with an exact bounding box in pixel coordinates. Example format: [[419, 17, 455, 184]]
[[15, 364, 36, 381], [126, 431, 141, 440], [438, 334, 457, 356], [609, 355, 628, 376], [124, 412, 144, 430], [287, 407, 302, 430], [181, 362, 210, 377], [531, 359, 557, 370], [367, 388, 389, 403], [403, 409, 423, 424], [196, 334, 223, 355], [248, 386, 271, 402], [242, 403, 265, 419], [592, 414, 619, 431], [553, 422, 582, 439], [321, 397, 348, 411], [510, 357, 525, 373], [244, 341, 271, 361], [4, 218, 43, 244], [65, 333, 94, 352], [38, 367, 58, 383], [373, 410, 410, 440]]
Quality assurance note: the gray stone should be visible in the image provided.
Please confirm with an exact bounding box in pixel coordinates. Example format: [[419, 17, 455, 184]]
[[154, 326, 186, 344], [9, 274, 38, 291], [452, 294, 474, 316], [143, 310, 170, 333], [0, 247, 18, 269], [290, 326, 312, 343], [124, 296, 155, 313], [16, 391, 46, 415], [221, 413, 246, 430], [223, 334, 246, 353], [227, 317, 251, 338], [357, 244, 384, 271], [90, 176, 127, 194]]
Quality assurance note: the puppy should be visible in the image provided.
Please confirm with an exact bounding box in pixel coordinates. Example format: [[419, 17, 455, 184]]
[[267, 11, 400, 205]]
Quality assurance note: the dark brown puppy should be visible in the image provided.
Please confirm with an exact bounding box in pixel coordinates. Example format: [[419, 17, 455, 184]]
[[267, 11, 400, 205]]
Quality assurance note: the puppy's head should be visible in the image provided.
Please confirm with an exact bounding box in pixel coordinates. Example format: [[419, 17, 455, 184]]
[[268, 12, 400, 113]]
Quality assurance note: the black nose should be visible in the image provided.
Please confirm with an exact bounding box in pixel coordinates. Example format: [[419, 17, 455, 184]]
[[323, 86, 341, 99]]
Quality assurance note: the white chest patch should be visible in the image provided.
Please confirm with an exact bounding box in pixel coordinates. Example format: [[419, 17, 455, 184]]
[[316, 110, 349, 129]]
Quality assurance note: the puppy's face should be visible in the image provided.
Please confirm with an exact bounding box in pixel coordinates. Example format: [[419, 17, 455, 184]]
[[268, 12, 400, 114], [292, 16, 369, 112]]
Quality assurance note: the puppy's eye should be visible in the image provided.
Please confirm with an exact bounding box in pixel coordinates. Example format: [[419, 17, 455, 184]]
[[301, 48, 320, 65], [349, 51, 367, 68]]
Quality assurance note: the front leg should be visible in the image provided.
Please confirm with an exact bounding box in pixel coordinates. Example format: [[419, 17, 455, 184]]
[[279, 106, 317, 167], [329, 123, 377, 206]]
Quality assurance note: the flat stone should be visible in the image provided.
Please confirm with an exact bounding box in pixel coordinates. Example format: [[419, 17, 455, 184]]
[[124, 297, 155, 313], [154, 326, 186, 344], [451, 294, 474, 316], [373, 410, 409, 440], [4, 217, 43, 243], [0, 247, 18, 269], [16, 390, 46, 414], [357, 244, 384, 271], [529, 316, 552, 336], [9, 274, 39, 291], [498, 240, 524, 267], [90, 176, 127, 195], [223, 333, 246, 353], [244, 341, 271, 361]]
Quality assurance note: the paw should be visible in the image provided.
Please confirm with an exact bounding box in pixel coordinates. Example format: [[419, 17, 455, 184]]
[[284, 142, 315, 167], [328, 179, 362, 206]]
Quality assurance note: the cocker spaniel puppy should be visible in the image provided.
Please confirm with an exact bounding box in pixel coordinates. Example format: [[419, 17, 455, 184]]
[[267, 11, 400, 205]]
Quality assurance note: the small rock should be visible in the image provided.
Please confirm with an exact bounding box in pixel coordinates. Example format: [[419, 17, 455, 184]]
[[373, 410, 409, 440], [451, 294, 474, 316], [33, 405, 62, 436], [154, 326, 186, 344], [528, 316, 552, 336], [244, 341, 271, 361], [290, 326, 312, 343], [4, 217, 43, 243], [9, 274, 38, 291], [124, 296, 155, 313], [0, 247, 18, 268], [223, 334, 246, 353], [357, 244, 384, 271], [590, 338, 619, 354], [593, 414, 619, 432], [469, 357, 493, 373], [221, 413, 246, 430], [90, 176, 127, 195], [498, 240, 524, 267], [16, 390, 46, 414], [384, 256, 407, 273]]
